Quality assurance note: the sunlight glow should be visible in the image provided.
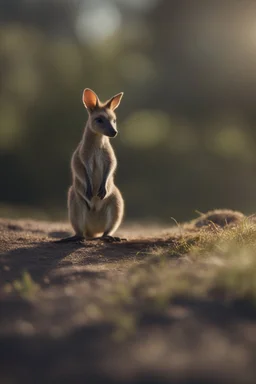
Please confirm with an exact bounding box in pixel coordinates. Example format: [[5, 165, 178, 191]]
[[76, 0, 121, 43]]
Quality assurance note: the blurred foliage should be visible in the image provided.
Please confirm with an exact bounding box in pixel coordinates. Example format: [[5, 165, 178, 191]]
[[1, 0, 256, 222]]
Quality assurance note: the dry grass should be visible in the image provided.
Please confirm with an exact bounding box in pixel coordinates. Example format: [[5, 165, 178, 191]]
[[131, 218, 256, 304], [78, 217, 256, 340]]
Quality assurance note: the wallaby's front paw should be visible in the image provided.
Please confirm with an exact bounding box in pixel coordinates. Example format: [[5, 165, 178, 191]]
[[97, 185, 107, 200]]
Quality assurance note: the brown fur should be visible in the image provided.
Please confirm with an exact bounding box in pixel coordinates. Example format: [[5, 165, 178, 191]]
[[68, 89, 124, 239]]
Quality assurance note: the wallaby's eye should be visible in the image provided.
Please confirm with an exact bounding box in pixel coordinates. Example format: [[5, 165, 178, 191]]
[[95, 117, 103, 124], [113, 119, 116, 124]]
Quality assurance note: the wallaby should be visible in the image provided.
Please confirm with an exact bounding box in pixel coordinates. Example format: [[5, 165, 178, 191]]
[[57, 88, 124, 243]]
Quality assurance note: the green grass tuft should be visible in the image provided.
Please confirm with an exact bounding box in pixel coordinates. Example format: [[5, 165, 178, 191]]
[[5, 271, 39, 298]]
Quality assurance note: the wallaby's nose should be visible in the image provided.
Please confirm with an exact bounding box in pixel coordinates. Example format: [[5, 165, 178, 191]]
[[104, 120, 117, 137], [109, 129, 117, 138]]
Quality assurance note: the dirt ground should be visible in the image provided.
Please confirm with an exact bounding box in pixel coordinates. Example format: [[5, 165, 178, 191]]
[[0, 217, 256, 384]]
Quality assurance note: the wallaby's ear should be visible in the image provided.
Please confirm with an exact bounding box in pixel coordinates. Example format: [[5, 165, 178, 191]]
[[106, 92, 124, 111], [82, 88, 99, 111]]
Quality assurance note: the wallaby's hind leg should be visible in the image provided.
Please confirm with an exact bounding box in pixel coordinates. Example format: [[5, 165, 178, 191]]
[[55, 187, 86, 244], [99, 189, 126, 242]]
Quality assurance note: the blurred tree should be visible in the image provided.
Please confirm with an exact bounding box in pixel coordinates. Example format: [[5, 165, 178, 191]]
[[1, 0, 256, 222]]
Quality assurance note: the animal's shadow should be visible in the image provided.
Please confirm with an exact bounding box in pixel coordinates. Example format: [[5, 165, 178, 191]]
[[0, 227, 179, 289], [1, 241, 89, 287]]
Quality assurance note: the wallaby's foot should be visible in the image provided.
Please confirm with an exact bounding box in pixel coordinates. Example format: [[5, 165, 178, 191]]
[[90, 235, 127, 243], [102, 235, 122, 243], [53, 235, 84, 244]]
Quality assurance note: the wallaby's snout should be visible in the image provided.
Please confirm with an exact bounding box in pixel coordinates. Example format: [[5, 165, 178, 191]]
[[108, 129, 117, 138], [93, 115, 117, 138], [106, 125, 117, 138]]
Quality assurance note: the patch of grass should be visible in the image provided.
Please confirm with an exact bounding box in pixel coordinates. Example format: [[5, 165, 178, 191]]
[[207, 221, 256, 301], [4, 271, 39, 298], [100, 219, 256, 337]]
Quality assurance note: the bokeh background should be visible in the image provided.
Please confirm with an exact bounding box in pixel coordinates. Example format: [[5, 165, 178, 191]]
[[1, 0, 256, 223]]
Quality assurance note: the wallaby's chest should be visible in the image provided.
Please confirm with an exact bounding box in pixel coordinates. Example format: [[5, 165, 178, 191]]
[[87, 149, 106, 192], [88, 148, 105, 173]]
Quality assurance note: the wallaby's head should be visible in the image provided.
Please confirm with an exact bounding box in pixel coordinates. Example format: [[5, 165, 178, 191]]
[[82, 88, 123, 138]]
